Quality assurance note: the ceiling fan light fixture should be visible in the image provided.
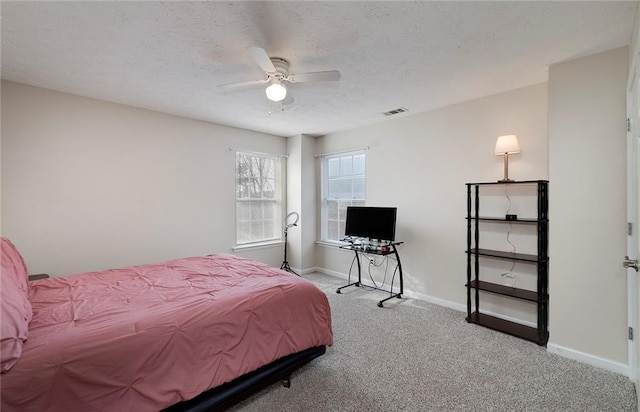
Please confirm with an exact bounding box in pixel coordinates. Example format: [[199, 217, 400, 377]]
[[265, 81, 287, 102]]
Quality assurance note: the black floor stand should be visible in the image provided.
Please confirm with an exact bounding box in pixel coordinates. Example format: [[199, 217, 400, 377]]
[[280, 228, 299, 276]]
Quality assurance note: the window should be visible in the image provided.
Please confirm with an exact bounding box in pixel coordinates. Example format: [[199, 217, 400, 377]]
[[322, 151, 366, 242], [236, 152, 282, 245]]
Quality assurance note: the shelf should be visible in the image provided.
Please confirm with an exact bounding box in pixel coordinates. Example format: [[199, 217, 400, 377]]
[[466, 248, 545, 263], [465, 180, 549, 186], [467, 312, 548, 345], [467, 217, 546, 225], [466, 180, 548, 345], [339, 244, 398, 256], [467, 280, 543, 302]]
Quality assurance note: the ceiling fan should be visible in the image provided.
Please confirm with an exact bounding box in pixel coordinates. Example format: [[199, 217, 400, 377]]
[[218, 47, 341, 103]]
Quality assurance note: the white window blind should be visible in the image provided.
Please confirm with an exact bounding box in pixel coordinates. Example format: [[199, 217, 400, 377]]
[[322, 151, 366, 242], [235, 152, 282, 245]]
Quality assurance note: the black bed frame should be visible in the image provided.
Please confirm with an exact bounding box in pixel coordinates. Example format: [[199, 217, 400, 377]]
[[163, 345, 326, 412]]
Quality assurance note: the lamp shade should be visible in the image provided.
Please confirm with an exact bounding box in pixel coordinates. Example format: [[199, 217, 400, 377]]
[[494, 134, 521, 155], [265, 81, 287, 102]]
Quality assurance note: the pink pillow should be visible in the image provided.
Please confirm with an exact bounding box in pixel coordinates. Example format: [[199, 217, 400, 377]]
[[1, 238, 29, 295], [1, 275, 32, 373], [1, 238, 32, 373]]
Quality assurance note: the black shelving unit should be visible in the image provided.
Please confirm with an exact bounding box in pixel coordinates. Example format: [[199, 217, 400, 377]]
[[465, 180, 549, 346]]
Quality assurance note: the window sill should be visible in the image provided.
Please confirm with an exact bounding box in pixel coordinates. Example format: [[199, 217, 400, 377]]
[[232, 240, 284, 252]]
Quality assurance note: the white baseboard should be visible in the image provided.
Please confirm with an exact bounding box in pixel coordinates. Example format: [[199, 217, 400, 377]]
[[297, 267, 318, 276], [313, 267, 628, 377], [547, 343, 629, 377], [403, 288, 467, 312], [313, 267, 348, 279], [315, 268, 535, 327], [408, 290, 538, 327]]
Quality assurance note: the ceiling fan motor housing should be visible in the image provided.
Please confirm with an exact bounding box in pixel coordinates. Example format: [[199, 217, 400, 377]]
[[270, 57, 290, 80]]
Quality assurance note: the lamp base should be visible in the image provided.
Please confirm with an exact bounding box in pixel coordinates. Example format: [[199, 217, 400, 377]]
[[497, 178, 515, 183]]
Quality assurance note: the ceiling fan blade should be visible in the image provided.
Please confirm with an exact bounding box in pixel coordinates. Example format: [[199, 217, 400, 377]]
[[246, 46, 276, 73], [288, 70, 341, 83], [217, 79, 269, 91]]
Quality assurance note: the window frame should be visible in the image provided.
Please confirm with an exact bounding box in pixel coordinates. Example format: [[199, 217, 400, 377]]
[[235, 151, 284, 247], [321, 150, 366, 244]]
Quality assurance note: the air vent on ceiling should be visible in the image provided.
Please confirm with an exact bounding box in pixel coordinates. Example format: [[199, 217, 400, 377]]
[[382, 107, 409, 116]]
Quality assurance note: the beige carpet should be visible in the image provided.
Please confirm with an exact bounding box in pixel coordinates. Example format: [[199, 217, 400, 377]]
[[230, 272, 636, 411]]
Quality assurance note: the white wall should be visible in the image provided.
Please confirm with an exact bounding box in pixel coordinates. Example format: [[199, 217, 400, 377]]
[[1, 81, 287, 276], [315, 83, 549, 323], [286, 134, 317, 273], [0, 80, 3, 235], [548, 47, 629, 365], [300, 135, 317, 271], [631, 1, 640, 75], [287, 135, 303, 270]]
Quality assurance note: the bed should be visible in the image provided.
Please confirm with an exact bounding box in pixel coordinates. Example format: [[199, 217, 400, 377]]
[[0, 237, 333, 411]]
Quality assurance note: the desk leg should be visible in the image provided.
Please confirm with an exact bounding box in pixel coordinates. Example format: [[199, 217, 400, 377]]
[[377, 246, 403, 307], [336, 250, 362, 294]]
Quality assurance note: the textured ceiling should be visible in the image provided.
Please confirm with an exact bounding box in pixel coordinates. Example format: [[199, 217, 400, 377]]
[[1, 1, 637, 137]]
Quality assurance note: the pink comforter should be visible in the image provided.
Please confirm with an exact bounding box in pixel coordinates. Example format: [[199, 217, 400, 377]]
[[1, 254, 333, 411]]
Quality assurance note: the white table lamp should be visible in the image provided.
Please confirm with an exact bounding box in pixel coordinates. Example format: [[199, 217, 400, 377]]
[[494, 134, 520, 183]]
